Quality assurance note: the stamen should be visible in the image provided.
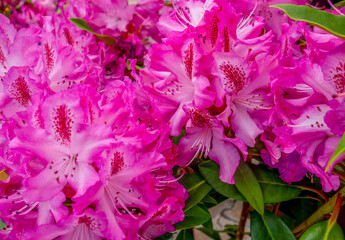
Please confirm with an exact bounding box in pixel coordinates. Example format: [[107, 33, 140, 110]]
[[333, 92, 345, 98], [327, 0, 344, 15]]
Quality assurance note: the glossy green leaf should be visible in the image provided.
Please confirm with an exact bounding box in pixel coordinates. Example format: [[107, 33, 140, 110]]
[[203, 191, 228, 209], [325, 132, 345, 172], [270, 4, 345, 40], [179, 173, 205, 190], [69, 18, 116, 45], [154, 232, 174, 240], [253, 167, 303, 203], [199, 160, 245, 201], [198, 218, 221, 240], [178, 173, 212, 211], [299, 221, 344, 240], [0, 219, 6, 230], [175, 204, 211, 230], [234, 161, 264, 215], [202, 194, 218, 205], [251, 210, 296, 240], [176, 230, 194, 240], [280, 198, 321, 226], [197, 227, 221, 240]]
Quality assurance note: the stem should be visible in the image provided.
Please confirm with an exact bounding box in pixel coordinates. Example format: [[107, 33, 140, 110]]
[[338, 162, 345, 173], [292, 186, 345, 238], [273, 202, 281, 216], [295, 196, 324, 204], [300, 186, 329, 202], [235, 202, 249, 240], [329, 194, 342, 225]]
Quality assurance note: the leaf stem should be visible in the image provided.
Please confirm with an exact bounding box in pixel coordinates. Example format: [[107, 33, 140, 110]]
[[333, 169, 345, 182], [292, 186, 345, 238], [299, 186, 329, 202], [338, 162, 345, 172]]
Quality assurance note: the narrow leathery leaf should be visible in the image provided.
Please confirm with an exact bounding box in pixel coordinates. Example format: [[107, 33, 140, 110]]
[[197, 227, 221, 240], [270, 4, 345, 40], [69, 18, 116, 45], [202, 218, 213, 230], [199, 160, 246, 201], [253, 167, 303, 203], [299, 221, 344, 240], [154, 232, 174, 240], [0, 170, 9, 181], [69, 18, 93, 32], [183, 181, 212, 212], [179, 174, 212, 211], [175, 204, 211, 230], [234, 161, 264, 215], [325, 132, 345, 172], [202, 194, 218, 205], [251, 210, 296, 240], [176, 229, 194, 240], [178, 173, 206, 191], [93, 34, 116, 46]]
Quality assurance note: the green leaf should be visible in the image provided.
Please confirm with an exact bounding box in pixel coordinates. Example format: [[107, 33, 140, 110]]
[[253, 167, 303, 203], [154, 232, 174, 240], [335, 0, 345, 8], [325, 132, 345, 172], [280, 198, 321, 226], [270, 4, 345, 40], [172, 129, 186, 145], [197, 228, 221, 240], [179, 173, 207, 191], [175, 204, 211, 230], [234, 161, 264, 215], [251, 210, 296, 240], [203, 191, 228, 209], [183, 187, 211, 211], [179, 174, 212, 211], [201, 194, 218, 205], [176, 230, 194, 240], [69, 18, 116, 45], [199, 160, 246, 201], [299, 221, 344, 240], [0, 219, 6, 230]]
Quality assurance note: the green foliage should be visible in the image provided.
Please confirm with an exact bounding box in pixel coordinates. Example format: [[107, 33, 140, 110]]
[[0, 219, 6, 230], [325, 133, 345, 172], [234, 161, 264, 215], [280, 198, 321, 226], [178, 173, 212, 211], [299, 221, 344, 240], [253, 167, 303, 203], [174, 204, 211, 230], [251, 210, 296, 240], [69, 18, 116, 45], [197, 219, 221, 240], [172, 129, 187, 145], [199, 160, 245, 201], [270, 4, 345, 40], [176, 229, 194, 240], [154, 232, 174, 240]]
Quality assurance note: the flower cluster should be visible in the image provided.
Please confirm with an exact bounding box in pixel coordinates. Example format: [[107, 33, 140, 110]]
[[0, 0, 345, 239]]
